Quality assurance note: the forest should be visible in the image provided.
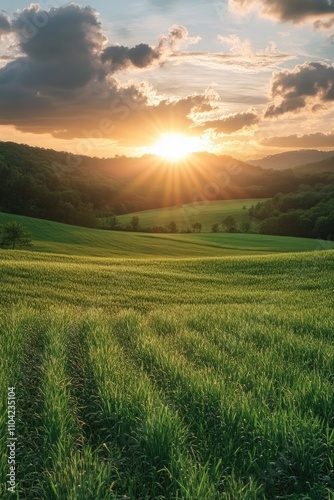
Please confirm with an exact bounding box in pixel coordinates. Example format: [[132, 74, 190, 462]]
[[1, 141, 334, 239], [249, 184, 334, 239]]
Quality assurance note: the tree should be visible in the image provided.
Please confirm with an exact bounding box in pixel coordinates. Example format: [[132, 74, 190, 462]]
[[130, 216, 140, 232], [222, 216, 237, 233], [0, 222, 32, 249], [192, 222, 202, 233], [240, 221, 251, 233], [211, 223, 220, 233], [167, 220, 178, 233]]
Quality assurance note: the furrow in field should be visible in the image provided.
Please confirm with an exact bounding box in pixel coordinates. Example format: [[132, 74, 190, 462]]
[[112, 310, 266, 498], [82, 310, 222, 499], [39, 311, 114, 500], [65, 317, 125, 498], [0, 308, 53, 498], [113, 309, 334, 499], [179, 308, 334, 422]]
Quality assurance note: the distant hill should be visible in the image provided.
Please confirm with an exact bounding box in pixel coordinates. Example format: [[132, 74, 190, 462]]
[[1, 140, 334, 228], [0, 141, 267, 225], [248, 150, 334, 170], [294, 155, 334, 174]]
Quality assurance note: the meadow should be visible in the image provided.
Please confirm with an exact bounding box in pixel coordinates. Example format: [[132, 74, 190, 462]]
[[0, 238, 334, 498], [116, 199, 266, 233], [0, 211, 330, 258]]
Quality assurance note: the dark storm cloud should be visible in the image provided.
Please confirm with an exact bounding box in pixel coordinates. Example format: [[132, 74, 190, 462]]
[[231, 0, 334, 23], [262, 131, 334, 148], [198, 111, 259, 134], [265, 62, 334, 117]]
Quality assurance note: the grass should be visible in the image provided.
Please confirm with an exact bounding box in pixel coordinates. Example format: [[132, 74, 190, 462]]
[[1, 211, 333, 258], [116, 199, 266, 232], [0, 244, 334, 498]]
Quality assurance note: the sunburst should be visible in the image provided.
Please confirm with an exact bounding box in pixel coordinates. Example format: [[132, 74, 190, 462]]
[[151, 133, 202, 161]]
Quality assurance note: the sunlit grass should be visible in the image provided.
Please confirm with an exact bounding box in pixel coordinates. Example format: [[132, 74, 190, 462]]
[[0, 249, 333, 497], [1, 211, 331, 258]]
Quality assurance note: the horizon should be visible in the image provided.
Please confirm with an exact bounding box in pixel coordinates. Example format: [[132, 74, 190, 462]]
[[1, 138, 334, 164], [0, 1, 333, 160]]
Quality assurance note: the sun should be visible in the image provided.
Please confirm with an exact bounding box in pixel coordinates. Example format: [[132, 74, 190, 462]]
[[151, 133, 202, 161]]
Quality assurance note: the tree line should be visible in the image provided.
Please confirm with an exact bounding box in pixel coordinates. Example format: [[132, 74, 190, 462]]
[[100, 216, 201, 234], [100, 215, 255, 235], [249, 183, 334, 240]]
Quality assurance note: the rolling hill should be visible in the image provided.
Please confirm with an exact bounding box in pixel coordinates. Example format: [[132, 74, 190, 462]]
[[0, 211, 332, 258], [249, 150, 334, 170], [294, 155, 334, 174], [1, 238, 334, 498], [0, 140, 301, 227]]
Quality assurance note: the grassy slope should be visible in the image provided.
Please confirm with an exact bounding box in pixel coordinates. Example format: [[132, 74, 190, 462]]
[[0, 250, 334, 498], [1, 211, 332, 258], [1, 248, 333, 310], [117, 198, 266, 232], [1, 208, 334, 497]]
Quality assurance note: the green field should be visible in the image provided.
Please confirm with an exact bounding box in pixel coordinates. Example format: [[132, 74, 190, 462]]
[[1, 213, 334, 498], [117, 199, 266, 232], [1, 211, 332, 258], [1, 248, 334, 498]]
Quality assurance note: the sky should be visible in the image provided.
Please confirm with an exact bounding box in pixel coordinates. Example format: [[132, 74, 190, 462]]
[[0, 0, 334, 159]]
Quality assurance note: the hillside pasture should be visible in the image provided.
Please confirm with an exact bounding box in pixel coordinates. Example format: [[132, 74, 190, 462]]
[[0, 211, 331, 258], [0, 249, 333, 498]]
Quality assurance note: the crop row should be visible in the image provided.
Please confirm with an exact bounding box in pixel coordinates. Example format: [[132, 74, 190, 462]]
[[1, 304, 333, 498]]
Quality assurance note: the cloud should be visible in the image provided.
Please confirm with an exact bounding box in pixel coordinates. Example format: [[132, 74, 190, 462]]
[[166, 33, 292, 72], [0, 13, 10, 39], [0, 4, 286, 144], [170, 50, 292, 72], [164, 25, 201, 49], [100, 25, 200, 73], [261, 131, 334, 148], [230, 0, 334, 24], [198, 110, 259, 134], [313, 17, 334, 29], [52, 91, 217, 144], [9, 4, 107, 89], [101, 43, 162, 72], [218, 34, 278, 57], [0, 6, 217, 143], [265, 62, 334, 117]]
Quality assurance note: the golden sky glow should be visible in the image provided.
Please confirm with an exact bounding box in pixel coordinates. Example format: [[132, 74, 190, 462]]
[[150, 134, 204, 161], [0, 2, 334, 159]]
